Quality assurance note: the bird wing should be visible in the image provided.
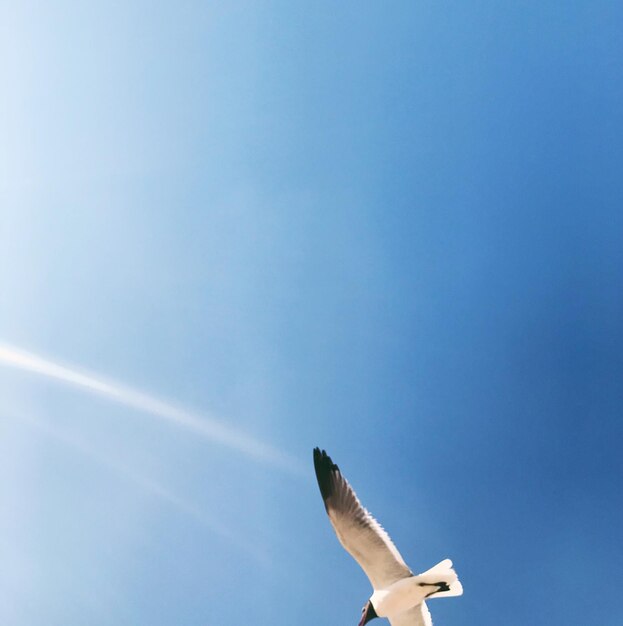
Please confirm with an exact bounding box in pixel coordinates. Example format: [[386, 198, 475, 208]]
[[313, 448, 413, 589], [388, 603, 433, 626]]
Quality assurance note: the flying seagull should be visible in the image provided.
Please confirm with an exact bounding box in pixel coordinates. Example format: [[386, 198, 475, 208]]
[[313, 448, 462, 626]]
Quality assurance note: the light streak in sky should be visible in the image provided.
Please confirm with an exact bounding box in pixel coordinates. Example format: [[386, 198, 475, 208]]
[[0, 343, 302, 475], [13, 413, 271, 565]]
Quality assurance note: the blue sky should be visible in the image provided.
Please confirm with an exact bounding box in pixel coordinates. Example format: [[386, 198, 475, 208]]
[[1, 2, 622, 625]]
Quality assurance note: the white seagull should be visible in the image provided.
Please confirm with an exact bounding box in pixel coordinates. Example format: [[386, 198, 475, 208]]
[[313, 448, 463, 626]]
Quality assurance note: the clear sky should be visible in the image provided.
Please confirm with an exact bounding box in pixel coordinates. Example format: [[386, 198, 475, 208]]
[[1, 2, 622, 625]]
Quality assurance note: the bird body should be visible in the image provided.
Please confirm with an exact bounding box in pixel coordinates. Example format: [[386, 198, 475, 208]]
[[371, 558, 462, 617], [313, 448, 462, 626]]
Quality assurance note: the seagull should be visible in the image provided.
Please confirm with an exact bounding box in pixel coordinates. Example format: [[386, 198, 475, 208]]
[[313, 448, 463, 626]]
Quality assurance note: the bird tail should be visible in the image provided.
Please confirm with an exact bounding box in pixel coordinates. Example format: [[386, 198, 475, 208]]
[[415, 558, 463, 599]]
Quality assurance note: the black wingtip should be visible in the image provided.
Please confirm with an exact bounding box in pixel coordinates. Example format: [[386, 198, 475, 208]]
[[313, 447, 340, 502]]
